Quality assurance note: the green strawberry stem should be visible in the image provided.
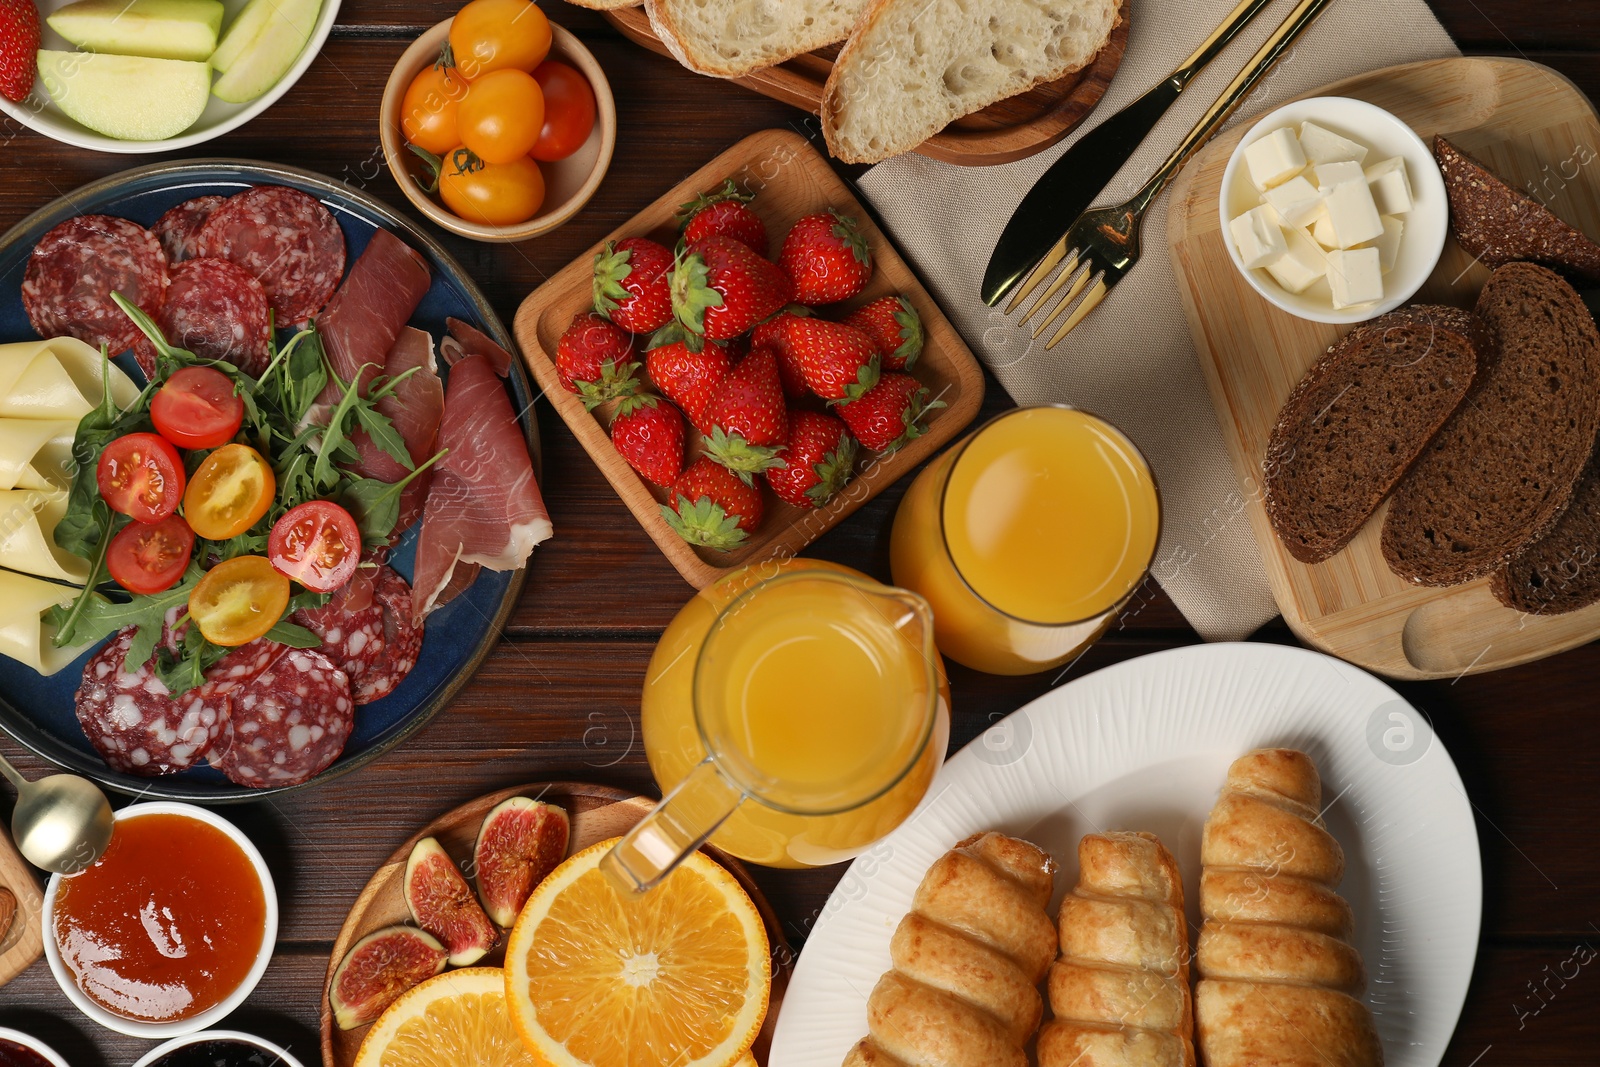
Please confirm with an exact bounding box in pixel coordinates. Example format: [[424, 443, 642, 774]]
[[675, 179, 754, 226], [701, 426, 786, 485], [832, 211, 872, 267], [841, 356, 881, 403], [894, 298, 924, 370], [886, 396, 946, 454], [661, 495, 748, 551], [592, 242, 635, 318], [573, 358, 641, 412], [668, 252, 723, 339], [807, 435, 858, 506]]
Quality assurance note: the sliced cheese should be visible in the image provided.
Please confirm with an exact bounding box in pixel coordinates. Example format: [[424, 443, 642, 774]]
[[0, 337, 139, 421], [0, 568, 91, 675], [0, 419, 76, 491], [0, 489, 90, 584]]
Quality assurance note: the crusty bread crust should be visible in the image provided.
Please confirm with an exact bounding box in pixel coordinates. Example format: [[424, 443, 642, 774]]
[[565, 0, 640, 10], [646, 0, 869, 79]]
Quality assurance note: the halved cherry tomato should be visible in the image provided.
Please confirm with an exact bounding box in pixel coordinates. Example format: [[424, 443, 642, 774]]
[[150, 366, 245, 450], [183, 443, 276, 541], [530, 60, 595, 162], [402, 60, 471, 156], [268, 501, 361, 593], [439, 148, 545, 226], [106, 514, 195, 595], [457, 68, 544, 164], [188, 555, 290, 647], [97, 433, 186, 523], [449, 0, 551, 78]]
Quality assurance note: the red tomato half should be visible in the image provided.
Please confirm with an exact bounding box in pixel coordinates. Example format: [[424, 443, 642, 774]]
[[268, 501, 362, 593], [97, 433, 186, 523], [530, 61, 596, 162], [151, 366, 246, 450], [106, 514, 195, 595]]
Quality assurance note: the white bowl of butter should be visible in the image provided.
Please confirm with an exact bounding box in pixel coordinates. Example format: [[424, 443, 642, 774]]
[[1219, 96, 1447, 324]]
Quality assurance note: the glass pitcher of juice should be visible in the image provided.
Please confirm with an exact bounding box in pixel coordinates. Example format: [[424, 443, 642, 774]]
[[604, 560, 950, 890], [890, 405, 1161, 675]]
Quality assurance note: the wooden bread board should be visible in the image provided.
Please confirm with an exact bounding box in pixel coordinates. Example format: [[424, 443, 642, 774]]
[[514, 128, 984, 590], [1168, 56, 1600, 680], [601, 3, 1129, 166], [0, 826, 43, 988]]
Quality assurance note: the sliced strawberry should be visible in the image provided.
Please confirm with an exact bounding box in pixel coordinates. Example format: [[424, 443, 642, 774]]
[[699, 346, 789, 481], [0, 0, 40, 103], [844, 295, 924, 372], [677, 179, 768, 255], [766, 410, 856, 509], [555, 312, 640, 411], [670, 235, 793, 342], [779, 211, 873, 305], [662, 457, 765, 550], [593, 237, 674, 334], [611, 393, 685, 488], [837, 372, 944, 453]]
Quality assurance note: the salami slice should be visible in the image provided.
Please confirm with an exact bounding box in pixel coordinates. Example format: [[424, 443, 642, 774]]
[[195, 186, 346, 327], [208, 647, 354, 789], [22, 215, 168, 357], [293, 592, 387, 697], [155, 257, 273, 376], [355, 566, 423, 704], [153, 196, 227, 263], [74, 629, 227, 777]]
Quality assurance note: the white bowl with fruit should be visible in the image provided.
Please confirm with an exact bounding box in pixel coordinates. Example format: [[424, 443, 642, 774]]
[[1219, 96, 1448, 324], [0, 0, 339, 152]]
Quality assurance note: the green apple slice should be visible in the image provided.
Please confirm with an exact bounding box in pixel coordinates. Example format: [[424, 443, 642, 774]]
[[36, 50, 211, 140], [210, 0, 320, 98], [47, 0, 224, 64], [210, 0, 274, 73]]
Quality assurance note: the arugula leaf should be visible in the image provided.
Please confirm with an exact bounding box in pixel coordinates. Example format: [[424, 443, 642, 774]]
[[264, 620, 321, 648], [49, 570, 198, 651], [341, 448, 448, 545], [354, 404, 414, 471], [153, 626, 229, 696], [49, 501, 124, 647]]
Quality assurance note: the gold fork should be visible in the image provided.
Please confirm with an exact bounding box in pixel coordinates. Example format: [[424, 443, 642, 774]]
[[1008, 0, 1337, 349]]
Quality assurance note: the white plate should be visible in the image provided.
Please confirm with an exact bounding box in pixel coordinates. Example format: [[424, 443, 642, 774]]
[[0, 0, 340, 154], [770, 642, 1481, 1067]]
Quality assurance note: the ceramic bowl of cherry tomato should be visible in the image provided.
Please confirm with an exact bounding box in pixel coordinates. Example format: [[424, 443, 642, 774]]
[[380, 2, 616, 242]]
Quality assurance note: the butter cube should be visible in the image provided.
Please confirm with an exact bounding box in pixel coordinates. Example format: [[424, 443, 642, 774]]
[[1313, 160, 1365, 189], [1326, 247, 1384, 308], [1265, 227, 1327, 294], [1263, 175, 1323, 227], [1244, 127, 1307, 190], [1322, 178, 1385, 248], [1311, 208, 1339, 249], [1299, 121, 1369, 166], [1230, 205, 1288, 269], [1366, 157, 1413, 215], [1370, 215, 1404, 273]]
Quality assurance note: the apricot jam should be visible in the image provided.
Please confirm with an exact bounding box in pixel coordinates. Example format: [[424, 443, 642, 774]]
[[53, 812, 267, 1022]]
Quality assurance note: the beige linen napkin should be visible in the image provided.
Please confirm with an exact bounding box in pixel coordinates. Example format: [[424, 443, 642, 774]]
[[856, 0, 1458, 640]]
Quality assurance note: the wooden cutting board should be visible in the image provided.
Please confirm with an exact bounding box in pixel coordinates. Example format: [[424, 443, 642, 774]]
[[1167, 56, 1600, 680], [0, 826, 43, 988]]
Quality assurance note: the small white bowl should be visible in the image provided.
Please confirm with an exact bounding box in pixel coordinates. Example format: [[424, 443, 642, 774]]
[[1219, 96, 1448, 325], [132, 1029, 307, 1067], [41, 802, 278, 1039], [0, 1027, 71, 1067]]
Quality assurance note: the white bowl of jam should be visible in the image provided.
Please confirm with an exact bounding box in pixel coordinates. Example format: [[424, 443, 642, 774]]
[[41, 802, 277, 1038], [132, 1030, 306, 1067], [0, 1027, 70, 1067]]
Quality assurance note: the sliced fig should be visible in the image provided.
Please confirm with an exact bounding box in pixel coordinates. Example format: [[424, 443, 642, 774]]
[[474, 798, 571, 928], [404, 836, 499, 966], [329, 925, 448, 1030]]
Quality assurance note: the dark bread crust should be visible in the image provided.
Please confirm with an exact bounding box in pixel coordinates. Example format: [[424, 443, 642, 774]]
[[1264, 306, 1482, 564], [1434, 135, 1600, 283], [1382, 263, 1600, 585], [1493, 455, 1600, 614]]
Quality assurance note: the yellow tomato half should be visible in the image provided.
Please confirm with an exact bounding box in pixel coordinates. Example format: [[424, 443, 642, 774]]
[[189, 555, 290, 647], [184, 444, 276, 541]]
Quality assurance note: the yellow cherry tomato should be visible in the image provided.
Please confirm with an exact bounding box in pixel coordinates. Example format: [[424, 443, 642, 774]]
[[402, 60, 471, 156], [438, 148, 546, 226], [188, 555, 290, 647], [449, 0, 551, 77], [456, 68, 543, 164], [183, 443, 276, 541]]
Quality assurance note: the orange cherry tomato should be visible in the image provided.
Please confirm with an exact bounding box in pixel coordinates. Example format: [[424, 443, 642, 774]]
[[438, 148, 545, 226], [188, 555, 290, 647], [530, 60, 595, 162], [182, 443, 276, 541], [449, 0, 551, 78], [402, 60, 472, 156], [457, 68, 543, 164]]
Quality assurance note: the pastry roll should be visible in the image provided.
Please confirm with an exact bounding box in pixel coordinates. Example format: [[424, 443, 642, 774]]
[[0, 569, 91, 675], [1195, 749, 1383, 1067], [843, 831, 1057, 1067], [0, 419, 75, 491], [0, 337, 139, 421], [0, 489, 90, 584], [1038, 831, 1195, 1067]]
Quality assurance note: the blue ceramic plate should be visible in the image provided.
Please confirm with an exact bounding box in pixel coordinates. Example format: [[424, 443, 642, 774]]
[[0, 160, 538, 802]]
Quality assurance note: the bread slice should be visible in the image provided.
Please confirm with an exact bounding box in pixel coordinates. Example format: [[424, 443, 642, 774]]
[[644, 0, 870, 78], [1381, 262, 1600, 585], [821, 0, 1121, 164], [1435, 135, 1600, 283], [1264, 306, 1482, 564], [1493, 454, 1600, 614], [567, 0, 641, 9]]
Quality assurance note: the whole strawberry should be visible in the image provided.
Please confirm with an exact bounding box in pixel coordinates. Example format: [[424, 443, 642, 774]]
[[0, 0, 39, 103], [670, 235, 793, 342], [749, 307, 811, 399], [779, 211, 873, 305], [645, 334, 732, 432], [844, 295, 923, 371], [555, 312, 639, 410], [788, 317, 880, 402], [766, 411, 856, 509], [699, 346, 788, 480], [662, 457, 765, 550], [593, 237, 674, 333], [610, 394, 685, 488], [677, 180, 768, 255], [837, 373, 944, 454]]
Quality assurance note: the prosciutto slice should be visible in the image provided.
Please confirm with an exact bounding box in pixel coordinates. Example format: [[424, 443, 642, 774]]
[[350, 326, 444, 534], [412, 354, 550, 623], [317, 229, 431, 401], [442, 317, 514, 376]]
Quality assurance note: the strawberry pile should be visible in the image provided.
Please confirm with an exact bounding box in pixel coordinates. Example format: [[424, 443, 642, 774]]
[[556, 181, 943, 551]]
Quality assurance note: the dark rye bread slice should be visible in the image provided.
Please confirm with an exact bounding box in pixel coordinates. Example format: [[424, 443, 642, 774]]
[[1382, 262, 1600, 585], [1493, 454, 1600, 614], [1435, 136, 1600, 283], [1264, 306, 1483, 564]]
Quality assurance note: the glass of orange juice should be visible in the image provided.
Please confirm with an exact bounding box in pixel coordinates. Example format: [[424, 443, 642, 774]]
[[603, 560, 950, 891], [890, 405, 1161, 675]]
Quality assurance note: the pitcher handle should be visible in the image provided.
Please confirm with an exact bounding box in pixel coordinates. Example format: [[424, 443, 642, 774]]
[[601, 757, 746, 894]]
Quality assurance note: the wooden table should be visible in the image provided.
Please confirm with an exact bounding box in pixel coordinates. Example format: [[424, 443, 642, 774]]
[[2, 2, 1598, 1064]]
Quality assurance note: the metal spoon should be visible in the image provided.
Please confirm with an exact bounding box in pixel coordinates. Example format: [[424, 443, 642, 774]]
[[0, 753, 114, 875]]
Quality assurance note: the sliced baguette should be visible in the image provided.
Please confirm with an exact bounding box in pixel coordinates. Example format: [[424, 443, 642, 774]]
[[821, 0, 1120, 164], [567, 0, 641, 9], [644, 0, 871, 78]]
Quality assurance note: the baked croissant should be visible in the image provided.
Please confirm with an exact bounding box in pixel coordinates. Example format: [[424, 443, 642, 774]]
[[1037, 831, 1195, 1067], [1195, 749, 1383, 1067], [842, 831, 1058, 1067]]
